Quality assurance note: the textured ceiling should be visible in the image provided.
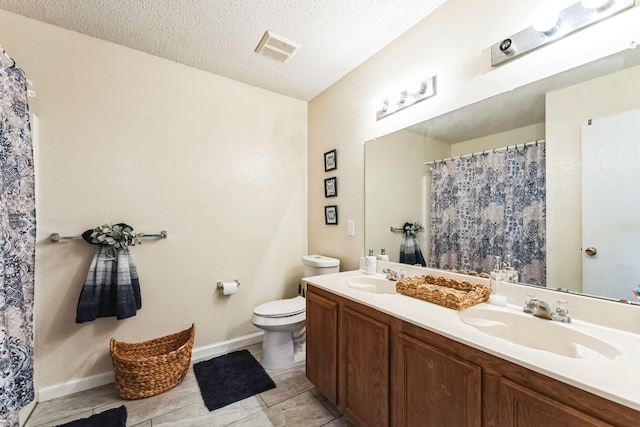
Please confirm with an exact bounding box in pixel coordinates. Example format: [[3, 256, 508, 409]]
[[0, 0, 446, 100]]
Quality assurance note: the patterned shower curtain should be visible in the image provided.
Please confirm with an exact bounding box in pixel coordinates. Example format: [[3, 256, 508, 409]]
[[429, 143, 546, 286], [0, 46, 36, 426]]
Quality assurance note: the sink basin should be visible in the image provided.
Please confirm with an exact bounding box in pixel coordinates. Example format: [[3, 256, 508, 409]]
[[343, 276, 397, 294], [458, 306, 621, 360]]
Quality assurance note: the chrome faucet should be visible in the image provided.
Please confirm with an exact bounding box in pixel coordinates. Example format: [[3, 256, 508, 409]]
[[383, 268, 404, 281], [525, 298, 571, 323], [528, 299, 553, 320]]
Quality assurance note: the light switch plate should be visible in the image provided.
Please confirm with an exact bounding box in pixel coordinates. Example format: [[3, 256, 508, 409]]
[[347, 220, 355, 236]]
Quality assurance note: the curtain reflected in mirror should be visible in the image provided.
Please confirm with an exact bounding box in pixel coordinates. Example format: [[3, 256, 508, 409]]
[[429, 143, 546, 286]]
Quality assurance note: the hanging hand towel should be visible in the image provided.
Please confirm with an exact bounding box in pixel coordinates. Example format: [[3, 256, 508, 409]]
[[76, 246, 141, 323], [399, 222, 426, 267]]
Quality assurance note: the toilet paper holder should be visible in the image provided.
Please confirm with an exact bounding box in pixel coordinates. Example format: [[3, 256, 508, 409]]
[[216, 279, 240, 290]]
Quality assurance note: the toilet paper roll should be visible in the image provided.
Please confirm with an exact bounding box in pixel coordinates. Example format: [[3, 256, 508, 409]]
[[220, 281, 238, 295]]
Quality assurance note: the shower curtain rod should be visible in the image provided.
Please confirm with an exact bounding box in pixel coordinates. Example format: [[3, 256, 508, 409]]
[[423, 139, 545, 166]]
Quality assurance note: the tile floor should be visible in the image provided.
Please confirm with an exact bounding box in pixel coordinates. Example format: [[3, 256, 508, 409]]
[[25, 344, 352, 427]]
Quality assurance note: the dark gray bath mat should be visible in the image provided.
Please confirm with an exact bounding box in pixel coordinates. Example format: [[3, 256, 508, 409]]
[[193, 349, 276, 411]]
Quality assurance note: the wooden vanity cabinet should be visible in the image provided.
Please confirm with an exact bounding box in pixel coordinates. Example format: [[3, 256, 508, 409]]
[[340, 305, 390, 426], [393, 331, 481, 427], [307, 285, 391, 426], [499, 378, 615, 427], [395, 320, 637, 427], [306, 289, 339, 404], [305, 284, 639, 427]]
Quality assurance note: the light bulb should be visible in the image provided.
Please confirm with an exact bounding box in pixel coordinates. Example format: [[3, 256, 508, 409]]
[[533, 8, 560, 35], [371, 98, 388, 112], [397, 91, 409, 106], [581, 0, 613, 10], [408, 81, 428, 95]]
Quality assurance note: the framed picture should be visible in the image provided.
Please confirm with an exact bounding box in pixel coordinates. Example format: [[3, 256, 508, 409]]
[[324, 149, 337, 171], [324, 177, 337, 197], [325, 205, 338, 225]]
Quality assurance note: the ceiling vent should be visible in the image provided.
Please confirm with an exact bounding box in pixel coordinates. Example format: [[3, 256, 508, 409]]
[[255, 31, 300, 63]]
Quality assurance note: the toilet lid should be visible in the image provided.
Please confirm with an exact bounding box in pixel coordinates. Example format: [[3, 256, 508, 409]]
[[254, 296, 305, 317]]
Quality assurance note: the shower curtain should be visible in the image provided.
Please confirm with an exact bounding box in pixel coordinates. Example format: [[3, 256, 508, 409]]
[[0, 46, 36, 426], [429, 143, 545, 285]]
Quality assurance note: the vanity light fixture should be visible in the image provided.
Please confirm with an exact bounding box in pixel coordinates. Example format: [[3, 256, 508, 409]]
[[491, 0, 634, 67], [375, 75, 437, 120]]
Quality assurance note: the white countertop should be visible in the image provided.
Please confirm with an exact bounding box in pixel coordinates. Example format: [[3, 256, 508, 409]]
[[303, 266, 640, 412]]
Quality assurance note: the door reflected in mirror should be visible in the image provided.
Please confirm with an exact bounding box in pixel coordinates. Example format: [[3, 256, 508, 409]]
[[581, 108, 640, 302]]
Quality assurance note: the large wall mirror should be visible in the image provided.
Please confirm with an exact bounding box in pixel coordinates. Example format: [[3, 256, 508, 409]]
[[365, 47, 640, 304]]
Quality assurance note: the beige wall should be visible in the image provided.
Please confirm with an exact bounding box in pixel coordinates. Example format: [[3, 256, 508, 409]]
[[308, 0, 640, 272], [0, 10, 307, 394], [546, 64, 640, 292]]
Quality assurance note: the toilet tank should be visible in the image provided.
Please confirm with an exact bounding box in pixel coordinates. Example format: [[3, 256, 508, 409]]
[[302, 255, 340, 277]]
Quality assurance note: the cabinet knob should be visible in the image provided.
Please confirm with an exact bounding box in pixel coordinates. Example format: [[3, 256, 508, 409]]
[[585, 247, 597, 256]]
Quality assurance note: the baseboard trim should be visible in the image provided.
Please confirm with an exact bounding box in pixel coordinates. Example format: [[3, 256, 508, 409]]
[[38, 371, 115, 402], [191, 331, 263, 362], [37, 331, 264, 402]]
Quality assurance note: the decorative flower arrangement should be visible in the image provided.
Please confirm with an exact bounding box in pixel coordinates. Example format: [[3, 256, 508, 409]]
[[88, 223, 143, 249], [403, 222, 424, 236]]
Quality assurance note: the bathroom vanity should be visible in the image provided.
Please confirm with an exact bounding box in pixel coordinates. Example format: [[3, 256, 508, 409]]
[[305, 267, 640, 427]]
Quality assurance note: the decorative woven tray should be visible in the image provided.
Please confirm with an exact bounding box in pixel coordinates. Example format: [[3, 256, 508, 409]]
[[396, 275, 490, 310], [449, 269, 491, 279]]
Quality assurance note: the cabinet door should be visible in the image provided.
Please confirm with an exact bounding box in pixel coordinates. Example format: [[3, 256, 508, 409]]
[[306, 289, 338, 404], [394, 332, 481, 427], [500, 378, 614, 427], [341, 306, 389, 427]]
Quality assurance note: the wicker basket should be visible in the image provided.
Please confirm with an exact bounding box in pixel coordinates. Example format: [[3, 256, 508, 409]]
[[396, 275, 490, 310], [110, 323, 195, 399]]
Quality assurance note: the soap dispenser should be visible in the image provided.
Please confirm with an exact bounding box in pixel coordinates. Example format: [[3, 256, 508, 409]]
[[489, 257, 507, 306], [504, 265, 518, 283], [505, 259, 519, 283], [500, 256, 519, 283], [377, 248, 389, 261], [365, 249, 377, 275]]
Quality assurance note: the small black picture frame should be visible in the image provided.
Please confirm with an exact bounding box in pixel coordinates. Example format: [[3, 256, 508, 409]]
[[324, 177, 337, 197], [324, 149, 337, 171], [325, 205, 338, 225]]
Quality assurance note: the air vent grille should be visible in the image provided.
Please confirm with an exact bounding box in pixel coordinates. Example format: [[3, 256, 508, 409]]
[[255, 31, 300, 63]]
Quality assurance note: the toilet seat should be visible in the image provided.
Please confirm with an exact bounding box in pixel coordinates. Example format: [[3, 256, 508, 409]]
[[254, 296, 305, 318]]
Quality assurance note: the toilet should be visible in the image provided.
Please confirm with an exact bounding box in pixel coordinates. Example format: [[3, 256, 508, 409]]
[[251, 255, 340, 369]]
